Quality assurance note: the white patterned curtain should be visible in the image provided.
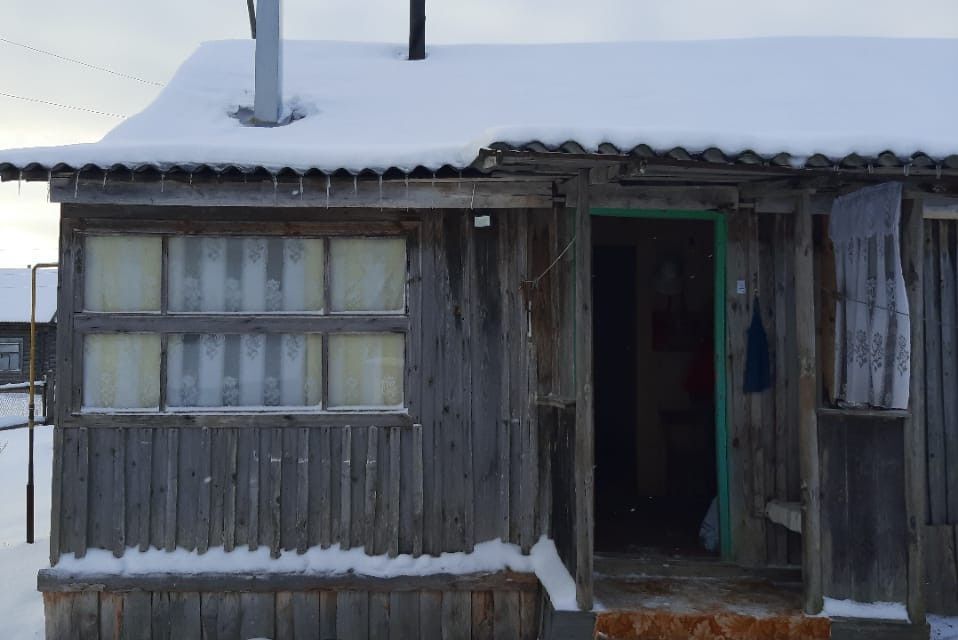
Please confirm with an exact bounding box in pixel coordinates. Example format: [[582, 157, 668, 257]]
[[830, 182, 910, 409]]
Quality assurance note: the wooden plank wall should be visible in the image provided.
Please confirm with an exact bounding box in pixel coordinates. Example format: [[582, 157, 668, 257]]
[[817, 412, 908, 604], [528, 206, 576, 575], [922, 218, 958, 614], [53, 209, 545, 561], [44, 587, 540, 640], [725, 211, 802, 567]]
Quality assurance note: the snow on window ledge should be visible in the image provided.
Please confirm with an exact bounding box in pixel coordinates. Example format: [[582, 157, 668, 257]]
[[49, 537, 580, 611]]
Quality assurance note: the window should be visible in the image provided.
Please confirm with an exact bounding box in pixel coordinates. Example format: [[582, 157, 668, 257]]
[[77, 231, 411, 417], [0, 339, 22, 372]]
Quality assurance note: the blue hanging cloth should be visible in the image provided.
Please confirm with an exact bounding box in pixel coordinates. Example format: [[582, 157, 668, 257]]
[[744, 296, 772, 393]]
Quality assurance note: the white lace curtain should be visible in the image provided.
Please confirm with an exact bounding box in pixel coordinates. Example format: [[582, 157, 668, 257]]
[[81, 234, 406, 410], [830, 182, 910, 409]]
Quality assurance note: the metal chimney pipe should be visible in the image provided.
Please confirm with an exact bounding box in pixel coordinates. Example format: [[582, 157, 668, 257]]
[[254, 0, 282, 124], [409, 0, 425, 60]]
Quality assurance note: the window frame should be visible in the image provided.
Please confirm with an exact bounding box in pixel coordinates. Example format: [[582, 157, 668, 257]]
[[0, 338, 23, 373], [65, 219, 420, 428]]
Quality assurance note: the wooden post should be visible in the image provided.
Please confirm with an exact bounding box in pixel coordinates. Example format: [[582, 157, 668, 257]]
[[795, 194, 823, 614], [901, 197, 927, 625], [573, 169, 594, 611]]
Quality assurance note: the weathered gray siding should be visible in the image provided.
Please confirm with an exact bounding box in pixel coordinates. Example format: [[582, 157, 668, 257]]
[[43, 585, 541, 640], [52, 208, 546, 559]]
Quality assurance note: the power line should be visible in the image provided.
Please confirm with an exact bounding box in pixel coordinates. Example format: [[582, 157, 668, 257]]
[[0, 91, 126, 119], [0, 36, 164, 87]]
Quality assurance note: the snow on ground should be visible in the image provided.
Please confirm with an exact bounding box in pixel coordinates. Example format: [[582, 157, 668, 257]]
[[5, 38, 958, 173], [931, 615, 958, 640], [0, 425, 53, 640]]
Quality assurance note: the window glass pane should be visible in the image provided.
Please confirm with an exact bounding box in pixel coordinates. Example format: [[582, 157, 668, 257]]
[[169, 237, 324, 313], [328, 333, 404, 408], [330, 238, 405, 312], [167, 333, 323, 409], [0, 342, 21, 372], [83, 334, 160, 409], [84, 236, 161, 312]]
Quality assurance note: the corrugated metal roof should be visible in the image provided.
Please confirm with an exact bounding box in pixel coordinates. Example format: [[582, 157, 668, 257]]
[[4, 143, 956, 184]]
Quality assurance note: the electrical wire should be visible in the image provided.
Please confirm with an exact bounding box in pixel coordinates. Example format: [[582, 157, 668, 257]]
[[0, 91, 126, 119], [0, 36, 164, 87]]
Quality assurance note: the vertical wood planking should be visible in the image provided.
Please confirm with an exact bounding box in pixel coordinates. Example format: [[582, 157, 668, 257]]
[[295, 427, 310, 553], [388, 427, 401, 557], [87, 428, 113, 551], [726, 213, 753, 564], [441, 591, 472, 640], [925, 221, 947, 525], [99, 593, 121, 640], [364, 426, 379, 553], [472, 592, 494, 640], [795, 196, 823, 613], [350, 427, 367, 550], [315, 426, 332, 548], [420, 591, 443, 639], [208, 430, 227, 550], [746, 213, 767, 520], [902, 198, 927, 623], [281, 428, 299, 552], [176, 428, 201, 551], [319, 591, 338, 640], [573, 171, 594, 610], [493, 591, 520, 640], [239, 593, 274, 640], [772, 214, 791, 564], [518, 590, 539, 640], [112, 429, 126, 557], [336, 591, 369, 640], [275, 592, 294, 640], [247, 428, 260, 551], [168, 592, 201, 640], [268, 428, 283, 557], [133, 428, 154, 553], [121, 592, 153, 640], [369, 592, 390, 640], [196, 428, 212, 554], [340, 427, 352, 546], [924, 525, 958, 614], [419, 214, 440, 556], [441, 212, 468, 551], [75, 427, 89, 558], [390, 592, 420, 639], [292, 592, 320, 640], [50, 425, 64, 563], [412, 423, 424, 557], [940, 220, 958, 523], [223, 429, 238, 552], [164, 429, 179, 552]]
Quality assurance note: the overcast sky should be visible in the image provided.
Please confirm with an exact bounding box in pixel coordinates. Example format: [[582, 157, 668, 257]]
[[2, 0, 958, 267]]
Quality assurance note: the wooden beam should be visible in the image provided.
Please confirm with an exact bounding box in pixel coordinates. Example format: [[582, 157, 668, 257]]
[[794, 193, 823, 614], [51, 177, 556, 209], [573, 169, 594, 611], [588, 184, 738, 212], [37, 569, 539, 594], [59, 412, 415, 430], [901, 197, 927, 625]]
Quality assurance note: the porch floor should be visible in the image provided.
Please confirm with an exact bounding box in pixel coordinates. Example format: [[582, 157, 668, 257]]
[[592, 554, 829, 640]]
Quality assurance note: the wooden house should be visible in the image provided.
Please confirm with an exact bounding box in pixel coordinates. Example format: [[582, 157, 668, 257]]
[[0, 268, 57, 386], [3, 31, 958, 640]]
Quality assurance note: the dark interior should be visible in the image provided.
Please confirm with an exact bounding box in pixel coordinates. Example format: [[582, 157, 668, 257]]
[[593, 216, 718, 555]]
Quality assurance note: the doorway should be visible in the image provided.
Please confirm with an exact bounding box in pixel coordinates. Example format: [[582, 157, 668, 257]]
[[592, 210, 727, 557]]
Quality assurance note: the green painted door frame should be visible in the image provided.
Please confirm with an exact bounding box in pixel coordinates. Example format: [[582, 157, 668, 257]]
[[591, 208, 731, 560]]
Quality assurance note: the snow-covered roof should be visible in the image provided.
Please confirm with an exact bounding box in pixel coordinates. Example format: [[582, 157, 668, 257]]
[[3, 37, 958, 175], [0, 269, 58, 324]]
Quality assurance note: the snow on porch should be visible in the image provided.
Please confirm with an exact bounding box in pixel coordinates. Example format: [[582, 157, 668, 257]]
[[4, 38, 958, 174]]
